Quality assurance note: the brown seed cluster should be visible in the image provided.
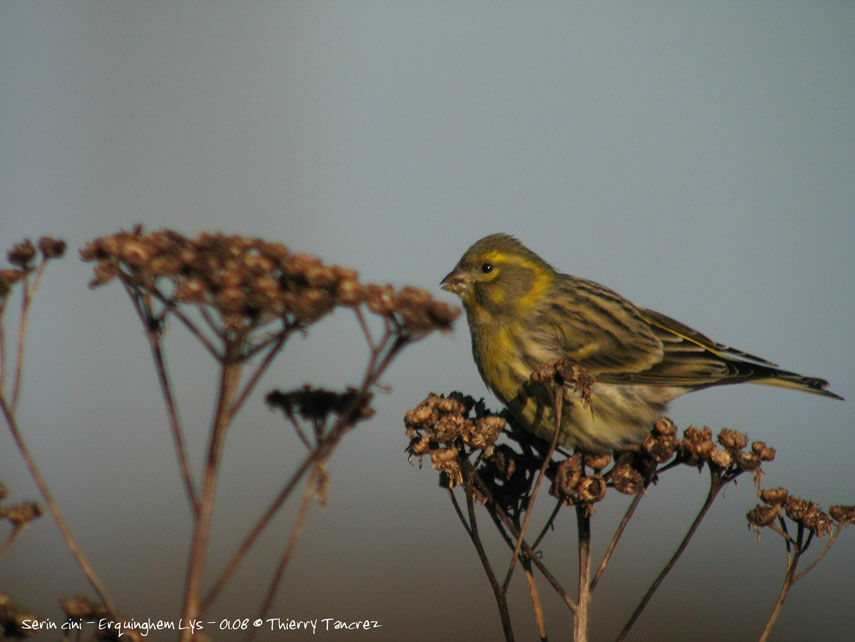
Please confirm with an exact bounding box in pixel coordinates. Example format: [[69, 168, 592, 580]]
[[0, 500, 42, 528], [550, 455, 608, 512], [405, 393, 506, 489], [266, 386, 375, 425], [0, 592, 41, 640], [529, 359, 595, 408], [1, 236, 66, 300], [677, 425, 775, 472], [748, 488, 854, 537], [80, 227, 459, 334]]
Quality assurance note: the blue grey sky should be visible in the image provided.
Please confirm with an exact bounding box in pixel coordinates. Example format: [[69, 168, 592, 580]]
[[2, 2, 853, 640]]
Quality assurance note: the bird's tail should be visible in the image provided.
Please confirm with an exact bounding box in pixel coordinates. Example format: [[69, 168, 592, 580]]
[[751, 369, 844, 401]]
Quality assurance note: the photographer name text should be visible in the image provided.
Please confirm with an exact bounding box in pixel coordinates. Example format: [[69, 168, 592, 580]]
[[21, 617, 382, 637]]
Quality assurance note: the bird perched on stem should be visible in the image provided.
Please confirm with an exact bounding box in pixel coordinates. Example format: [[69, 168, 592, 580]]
[[441, 233, 842, 452]]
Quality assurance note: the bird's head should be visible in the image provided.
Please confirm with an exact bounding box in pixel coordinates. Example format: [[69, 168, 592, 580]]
[[441, 233, 555, 320]]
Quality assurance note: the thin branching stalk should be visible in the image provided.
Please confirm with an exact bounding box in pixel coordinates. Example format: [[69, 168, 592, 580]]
[[463, 476, 515, 642], [180, 357, 243, 639], [574, 505, 592, 642], [758, 547, 802, 642], [616, 468, 729, 641], [11, 260, 48, 413], [522, 560, 547, 641], [794, 524, 842, 581], [463, 459, 577, 615], [590, 492, 643, 591], [148, 337, 198, 515], [247, 468, 320, 642], [1, 394, 117, 615], [228, 330, 290, 422], [0, 524, 26, 559], [201, 447, 317, 611], [503, 384, 563, 591], [203, 328, 407, 610], [532, 499, 563, 550]]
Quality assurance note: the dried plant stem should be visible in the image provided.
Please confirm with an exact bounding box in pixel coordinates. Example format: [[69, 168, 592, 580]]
[[590, 492, 643, 591], [11, 261, 48, 413], [574, 505, 592, 642], [462, 479, 515, 642], [0, 302, 7, 393], [502, 385, 563, 591], [0, 525, 26, 559], [794, 524, 842, 581], [758, 548, 802, 642], [247, 468, 319, 642], [203, 329, 404, 611], [201, 447, 317, 611], [0, 394, 116, 615], [463, 459, 577, 615], [228, 331, 290, 422], [148, 338, 198, 514], [180, 358, 243, 640], [522, 561, 547, 641], [616, 469, 727, 642]]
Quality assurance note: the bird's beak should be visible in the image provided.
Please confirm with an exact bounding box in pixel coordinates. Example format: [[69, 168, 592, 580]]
[[440, 267, 467, 295]]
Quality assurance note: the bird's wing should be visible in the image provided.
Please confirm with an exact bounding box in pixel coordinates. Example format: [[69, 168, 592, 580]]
[[539, 277, 666, 375], [595, 307, 780, 386]]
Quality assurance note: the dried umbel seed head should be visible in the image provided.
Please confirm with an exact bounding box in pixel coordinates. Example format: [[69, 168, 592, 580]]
[[466, 415, 506, 454], [751, 441, 776, 461], [784, 496, 811, 522], [610, 460, 646, 495], [487, 445, 519, 481], [802, 506, 833, 537], [747, 504, 779, 528], [829, 505, 855, 525], [83, 228, 461, 339], [7, 239, 37, 267], [364, 283, 396, 316], [653, 417, 678, 436], [735, 450, 762, 471], [642, 431, 678, 463], [679, 425, 715, 466], [718, 428, 749, 451], [551, 456, 582, 503], [708, 447, 734, 469], [267, 386, 374, 424], [432, 446, 463, 488], [583, 452, 612, 471], [404, 394, 441, 430], [759, 487, 789, 505], [577, 475, 607, 503], [1, 501, 42, 526], [37, 236, 67, 259]]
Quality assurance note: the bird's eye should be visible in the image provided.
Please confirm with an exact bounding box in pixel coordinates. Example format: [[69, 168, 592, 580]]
[[481, 262, 494, 274]]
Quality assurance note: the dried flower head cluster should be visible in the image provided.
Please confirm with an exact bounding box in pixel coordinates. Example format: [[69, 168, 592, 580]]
[[267, 386, 375, 430], [0, 500, 42, 529], [748, 488, 854, 537], [405, 393, 507, 489], [0, 592, 41, 640], [406, 385, 781, 521], [677, 425, 775, 473], [529, 359, 595, 408], [0, 236, 66, 300], [80, 227, 459, 336]]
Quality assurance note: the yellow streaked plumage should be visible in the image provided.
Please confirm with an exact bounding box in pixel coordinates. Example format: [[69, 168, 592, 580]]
[[441, 233, 842, 452]]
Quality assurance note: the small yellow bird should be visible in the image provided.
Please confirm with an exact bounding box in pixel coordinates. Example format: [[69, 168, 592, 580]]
[[441, 233, 843, 452]]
